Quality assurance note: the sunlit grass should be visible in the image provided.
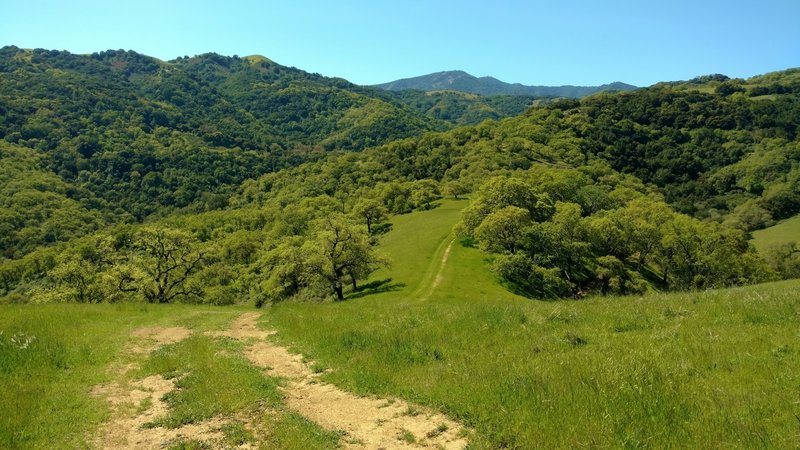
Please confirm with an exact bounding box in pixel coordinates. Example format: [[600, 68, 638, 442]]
[[0, 303, 338, 449], [3, 201, 799, 448], [752, 213, 800, 252], [0, 303, 214, 449], [265, 204, 800, 448]]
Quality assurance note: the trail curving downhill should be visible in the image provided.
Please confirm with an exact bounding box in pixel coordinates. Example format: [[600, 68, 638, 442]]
[[225, 312, 469, 449]]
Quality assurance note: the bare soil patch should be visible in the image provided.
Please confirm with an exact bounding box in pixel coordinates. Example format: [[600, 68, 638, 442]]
[[129, 326, 192, 354], [233, 313, 469, 449], [91, 375, 227, 449], [91, 313, 468, 449]]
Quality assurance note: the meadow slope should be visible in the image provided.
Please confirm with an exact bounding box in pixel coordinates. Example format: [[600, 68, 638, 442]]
[[266, 201, 800, 448], [1, 200, 799, 448]]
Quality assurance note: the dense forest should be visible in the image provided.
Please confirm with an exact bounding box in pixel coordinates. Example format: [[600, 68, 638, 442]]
[[1, 46, 799, 304]]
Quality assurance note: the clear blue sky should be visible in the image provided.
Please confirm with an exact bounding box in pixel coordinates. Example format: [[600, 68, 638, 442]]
[[1, 0, 798, 87]]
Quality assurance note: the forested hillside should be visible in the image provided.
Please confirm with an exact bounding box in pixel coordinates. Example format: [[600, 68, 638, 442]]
[[0, 46, 445, 222], [1, 46, 799, 304]]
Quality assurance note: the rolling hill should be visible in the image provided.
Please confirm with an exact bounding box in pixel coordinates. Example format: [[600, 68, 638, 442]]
[[375, 70, 638, 97], [3, 200, 799, 448]]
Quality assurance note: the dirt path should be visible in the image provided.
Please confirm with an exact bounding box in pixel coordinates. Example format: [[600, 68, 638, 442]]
[[231, 312, 469, 449], [411, 234, 456, 301], [90, 326, 234, 449], [91, 375, 227, 449], [428, 238, 454, 296], [91, 313, 468, 449]]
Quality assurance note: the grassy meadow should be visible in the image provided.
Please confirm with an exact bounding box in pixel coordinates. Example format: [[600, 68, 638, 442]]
[[752, 214, 800, 252], [265, 201, 800, 448], [2, 199, 799, 448]]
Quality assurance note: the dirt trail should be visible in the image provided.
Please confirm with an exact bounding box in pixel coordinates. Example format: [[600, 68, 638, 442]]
[[129, 326, 192, 354], [91, 326, 236, 449], [411, 235, 456, 302], [92, 313, 468, 449], [430, 238, 454, 294], [232, 312, 469, 449], [91, 375, 227, 449]]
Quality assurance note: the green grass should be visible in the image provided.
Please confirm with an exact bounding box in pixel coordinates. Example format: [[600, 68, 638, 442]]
[[139, 334, 340, 448], [264, 201, 800, 448], [368, 198, 467, 294], [139, 335, 281, 428], [0, 303, 338, 449], [0, 303, 238, 449], [3, 201, 800, 448], [752, 214, 800, 252]]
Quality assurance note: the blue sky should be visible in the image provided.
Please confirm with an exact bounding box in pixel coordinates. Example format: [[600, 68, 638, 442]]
[[1, 0, 798, 87]]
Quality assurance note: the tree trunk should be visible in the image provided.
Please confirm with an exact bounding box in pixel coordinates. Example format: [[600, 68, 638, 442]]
[[351, 276, 358, 291], [334, 285, 344, 301]]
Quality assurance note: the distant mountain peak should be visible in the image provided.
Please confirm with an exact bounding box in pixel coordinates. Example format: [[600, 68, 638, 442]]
[[374, 71, 637, 98]]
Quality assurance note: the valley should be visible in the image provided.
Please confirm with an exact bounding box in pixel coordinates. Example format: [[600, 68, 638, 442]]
[[1, 45, 799, 448]]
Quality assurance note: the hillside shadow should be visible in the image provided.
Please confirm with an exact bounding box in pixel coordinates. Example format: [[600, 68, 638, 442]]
[[346, 278, 405, 300]]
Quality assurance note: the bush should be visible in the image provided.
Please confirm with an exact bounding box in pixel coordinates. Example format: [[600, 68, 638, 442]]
[[492, 254, 572, 299], [764, 242, 800, 279]]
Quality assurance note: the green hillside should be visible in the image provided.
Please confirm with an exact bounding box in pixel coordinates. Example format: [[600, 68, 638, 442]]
[[0, 46, 442, 224], [752, 214, 800, 252], [2, 45, 800, 448], [2, 202, 798, 448], [266, 200, 800, 449]]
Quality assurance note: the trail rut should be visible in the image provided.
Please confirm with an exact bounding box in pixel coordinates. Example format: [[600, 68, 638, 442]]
[[230, 312, 469, 449], [91, 326, 235, 449], [92, 313, 468, 449]]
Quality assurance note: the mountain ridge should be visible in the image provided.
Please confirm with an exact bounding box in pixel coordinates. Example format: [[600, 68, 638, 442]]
[[375, 70, 638, 97]]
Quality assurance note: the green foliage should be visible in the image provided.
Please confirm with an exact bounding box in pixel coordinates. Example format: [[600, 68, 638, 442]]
[[0, 142, 104, 259], [305, 214, 387, 300], [492, 253, 572, 298], [0, 46, 442, 244], [475, 206, 529, 254], [762, 242, 800, 279], [352, 198, 388, 234], [1, 47, 798, 306], [133, 227, 209, 303], [461, 170, 773, 298], [387, 89, 537, 125]]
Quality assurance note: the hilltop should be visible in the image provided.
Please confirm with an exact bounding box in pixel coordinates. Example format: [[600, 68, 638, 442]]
[[375, 70, 638, 97]]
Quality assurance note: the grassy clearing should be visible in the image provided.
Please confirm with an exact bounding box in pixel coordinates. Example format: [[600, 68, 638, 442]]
[[266, 203, 800, 448], [752, 213, 800, 252], [368, 198, 467, 294]]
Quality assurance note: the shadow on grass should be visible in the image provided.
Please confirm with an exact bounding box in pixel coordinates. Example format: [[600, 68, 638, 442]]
[[346, 278, 406, 300], [371, 222, 393, 236]]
